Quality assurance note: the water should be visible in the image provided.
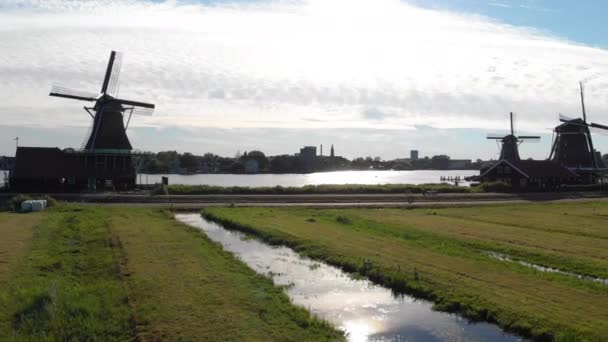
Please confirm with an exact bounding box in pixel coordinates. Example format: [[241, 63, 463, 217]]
[[138, 170, 477, 187], [176, 214, 522, 342], [486, 252, 608, 285], [0, 170, 8, 189]]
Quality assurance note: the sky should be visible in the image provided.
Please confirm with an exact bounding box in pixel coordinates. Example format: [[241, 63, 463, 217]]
[[1, 0, 608, 160]]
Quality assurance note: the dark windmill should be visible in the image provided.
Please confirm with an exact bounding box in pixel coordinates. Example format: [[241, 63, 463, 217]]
[[487, 112, 540, 163], [49, 51, 154, 151], [549, 82, 608, 170], [10, 51, 155, 192]]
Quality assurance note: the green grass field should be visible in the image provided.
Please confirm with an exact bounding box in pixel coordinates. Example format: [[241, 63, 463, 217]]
[[203, 202, 608, 341], [0, 206, 343, 341]]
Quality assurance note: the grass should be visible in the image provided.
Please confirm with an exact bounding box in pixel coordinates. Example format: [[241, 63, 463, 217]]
[[0, 213, 42, 286], [159, 183, 474, 195], [203, 202, 608, 341], [0, 206, 133, 341], [107, 208, 342, 341], [0, 206, 343, 341]]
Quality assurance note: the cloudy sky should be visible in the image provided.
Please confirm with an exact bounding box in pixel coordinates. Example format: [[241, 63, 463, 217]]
[[1, 0, 608, 159]]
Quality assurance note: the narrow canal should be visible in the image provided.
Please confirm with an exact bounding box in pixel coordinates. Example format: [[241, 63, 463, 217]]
[[176, 214, 523, 342]]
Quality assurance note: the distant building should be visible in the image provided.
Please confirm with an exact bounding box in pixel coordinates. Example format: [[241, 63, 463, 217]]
[[330, 144, 335, 158], [410, 150, 419, 160], [168, 159, 186, 174], [244, 159, 259, 174], [448, 159, 472, 170], [299, 146, 317, 172]]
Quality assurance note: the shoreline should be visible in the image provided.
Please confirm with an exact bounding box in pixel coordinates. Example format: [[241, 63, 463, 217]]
[[1, 191, 606, 208]]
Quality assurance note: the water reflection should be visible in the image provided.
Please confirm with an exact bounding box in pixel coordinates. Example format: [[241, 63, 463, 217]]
[[486, 252, 608, 285], [176, 214, 522, 342], [139, 170, 476, 187]]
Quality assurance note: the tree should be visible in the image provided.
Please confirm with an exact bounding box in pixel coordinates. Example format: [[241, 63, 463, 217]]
[[179, 152, 198, 171], [243, 150, 269, 170], [270, 155, 296, 173]]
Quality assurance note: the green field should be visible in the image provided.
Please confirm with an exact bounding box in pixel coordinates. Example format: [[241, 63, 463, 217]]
[[0, 207, 343, 341], [203, 202, 608, 341]]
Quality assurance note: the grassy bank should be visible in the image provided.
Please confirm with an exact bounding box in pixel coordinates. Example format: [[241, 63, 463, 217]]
[[0, 206, 133, 340], [160, 183, 475, 195], [203, 203, 608, 341], [0, 206, 343, 340], [108, 208, 342, 340]]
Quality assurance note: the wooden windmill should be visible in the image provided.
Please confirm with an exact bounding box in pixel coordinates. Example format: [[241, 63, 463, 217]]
[[49, 51, 155, 151], [549, 83, 608, 169], [487, 112, 540, 162]]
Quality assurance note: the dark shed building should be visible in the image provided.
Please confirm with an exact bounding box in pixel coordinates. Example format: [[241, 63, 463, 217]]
[[480, 159, 581, 190], [10, 147, 138, 192]]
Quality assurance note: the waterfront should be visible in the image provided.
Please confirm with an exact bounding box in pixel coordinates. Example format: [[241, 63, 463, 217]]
[[177, 213, 520, 342], [137, 170, 477, 187]]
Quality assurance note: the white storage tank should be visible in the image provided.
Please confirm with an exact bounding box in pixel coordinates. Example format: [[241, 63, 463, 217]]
[[20, 199, 47, 212], [31, 200, 46, 212], [21, 200, 33, 212]]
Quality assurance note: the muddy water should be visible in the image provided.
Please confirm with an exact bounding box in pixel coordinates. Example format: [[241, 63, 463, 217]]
[[176, 214, 522, 342]]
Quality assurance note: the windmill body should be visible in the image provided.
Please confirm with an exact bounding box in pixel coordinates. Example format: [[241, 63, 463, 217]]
[[487, 112, 539, 163], [549, 83, 608, 170], [549, 118, 598, 168], [85, 96, 133, 150]]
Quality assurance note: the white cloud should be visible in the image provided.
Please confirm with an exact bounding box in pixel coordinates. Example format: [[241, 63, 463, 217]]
[[1, 0, 608, 156]]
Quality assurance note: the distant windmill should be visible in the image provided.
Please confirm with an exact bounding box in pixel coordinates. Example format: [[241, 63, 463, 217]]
[[549, 82, 608, 169], [49, 51, 154, 151], [487, 112, 540, 163]]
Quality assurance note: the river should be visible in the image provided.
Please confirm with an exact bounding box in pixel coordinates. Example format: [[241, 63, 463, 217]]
[[176, 214, 522, 342], [138, 170, 477, 187]]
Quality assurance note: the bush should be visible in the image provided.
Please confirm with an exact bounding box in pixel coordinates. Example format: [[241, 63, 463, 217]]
[[162, 183, 473, 195], [477, 181, 512, 193], [6, 194, 32, 212], [335, 216, 352, 224], [4, 194, 57, 212]]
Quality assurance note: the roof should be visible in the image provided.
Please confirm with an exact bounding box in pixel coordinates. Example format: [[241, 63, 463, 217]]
[[481, 159, 580, 179], [13, 147, 65, 178]]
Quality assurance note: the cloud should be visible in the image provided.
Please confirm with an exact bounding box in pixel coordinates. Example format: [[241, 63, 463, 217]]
[[1, 0, 608, 154]]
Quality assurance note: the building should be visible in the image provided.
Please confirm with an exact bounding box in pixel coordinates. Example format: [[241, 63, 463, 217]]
[[330, 144, 335, 158], [448, 159, 472, 170], [10, 147, 142, 192], [480, 159, 581, 189], [410, 150, 419, 160], [298, 146, 317, 172]]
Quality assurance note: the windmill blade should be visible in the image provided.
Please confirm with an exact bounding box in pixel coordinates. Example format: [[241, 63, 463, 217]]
[[49, 85, 98, 102], [129, 106, 154, 116], [486, 134, 505, 139], [589, 122, 608, 131], [517, 136, 541, 139], [101, 51, 122, 95], [116, 98, 155, 109]]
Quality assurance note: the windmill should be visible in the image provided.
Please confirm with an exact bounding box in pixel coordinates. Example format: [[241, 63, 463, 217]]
[[487, 112, 540, 163], [49, 51, 154, 151], [549, 82, 608, 169]]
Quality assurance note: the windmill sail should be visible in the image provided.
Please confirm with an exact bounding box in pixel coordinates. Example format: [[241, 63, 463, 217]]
[[48, 50, 154, 151]]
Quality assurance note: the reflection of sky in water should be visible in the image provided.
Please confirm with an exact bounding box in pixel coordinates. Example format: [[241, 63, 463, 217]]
[[139, 170, 476, 187], [176, 214, 523, 342]]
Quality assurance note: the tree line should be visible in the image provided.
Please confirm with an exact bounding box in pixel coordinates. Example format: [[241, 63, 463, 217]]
[[141, 151, 486, 174]]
